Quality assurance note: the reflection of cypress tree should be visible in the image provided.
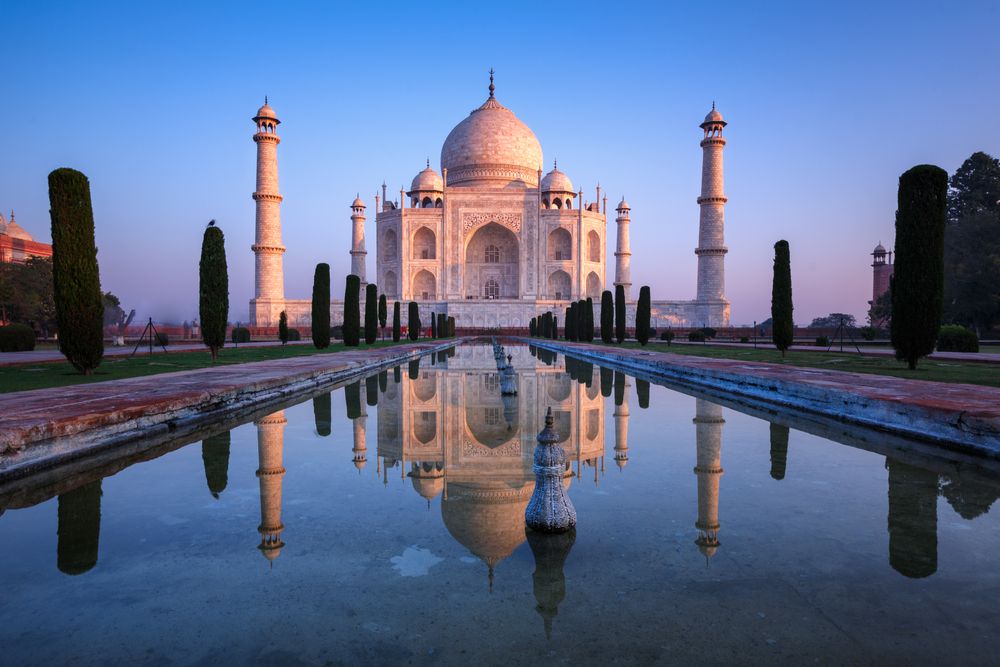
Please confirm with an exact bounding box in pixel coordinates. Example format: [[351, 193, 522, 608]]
[[529, 345, 537, 358], [447, 346, 456, 359], [600, 367, 613, 398], [769, 423, 789, 480], [57, 480, 102, 576], [378, 370, 388, 394], [345, 381, 362, 420], [635, 379, 650, 409], [940, 474, 1000, 520], [313, 393, 332, 437], [365, 375, 379, 406], [201, 431, 231, 496], [613, 371, 625, 407], [408, 358, 420, 380], [887, 458, 938, 579], [581, 361, 593, 388], [526, 527, 576, 640], [393, 365, 401, 384], [563, 356, 577, 381]]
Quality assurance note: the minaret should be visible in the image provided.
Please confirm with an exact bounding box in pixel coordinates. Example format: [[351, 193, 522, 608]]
[[251, 98, 285, 327], [693, 399, 724, 560], [614, 198, 632, 301], [613, 379, 630, 469], [695, 104, 729, 323], [350, 195, 367, 290], [255, 410, 287, 564]]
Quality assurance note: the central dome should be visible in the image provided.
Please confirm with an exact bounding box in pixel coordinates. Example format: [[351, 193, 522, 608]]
[[440, 83, 543, 189]]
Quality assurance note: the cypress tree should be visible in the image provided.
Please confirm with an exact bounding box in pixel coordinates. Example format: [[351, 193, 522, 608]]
[[431, 311, 437, 338], [392, 301, 401, 341], [312, 264, 332, 348], [408, 301, 420, 340], [566, 304, 576, 341], [438, 313, 446, 339], [341, 273, 359, 347], [313, 393, 331, 437], [48, 168, 104, 373], [891, 165, 948, 370], [378, 294, 387, 339], [540, 312, 549, 339], [771, 240, 793, 356], [364, 283, 378, 344], [636, 286, 651, 346], [197, 223, 229, 361], [551, 316, 558, 340], [448, 316, 455, 337], [601, 290, 613, 344], [635, 379, 650, 409], [201, 431, 231, 497], [615, 284, 626, 343], [585, 297, 595, 342], [278, 310, 289, 345], [529, 317, 536, 337]]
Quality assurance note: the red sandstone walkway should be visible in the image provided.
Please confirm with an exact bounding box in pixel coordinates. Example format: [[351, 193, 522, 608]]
[[0, 340, 452, 456]]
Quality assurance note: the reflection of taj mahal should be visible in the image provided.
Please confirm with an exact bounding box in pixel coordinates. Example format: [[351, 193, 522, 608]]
[[249, 73, 731, 330]]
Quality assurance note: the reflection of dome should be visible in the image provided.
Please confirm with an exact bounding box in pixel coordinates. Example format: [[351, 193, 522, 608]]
[[442, 481, 534, 569], [412, 473, 444, 502], [540, 165, 573, 193], [696, 536, 718, 559], [440, 81, 543, 188], [410, 165, 443, 193]]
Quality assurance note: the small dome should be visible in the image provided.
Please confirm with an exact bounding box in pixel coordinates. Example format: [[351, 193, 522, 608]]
[[255, 100, 278, 121], [540, 165, 574, 193], [353, 458, 367, 471], [873, 243, 886, 254], [4, 215, 33, 241], [412, 474, 444, 501], [351, 195, 366, 209], [410, 165, 444, 193], [704, 107, 724, 123], [616, 197, 630, 211]]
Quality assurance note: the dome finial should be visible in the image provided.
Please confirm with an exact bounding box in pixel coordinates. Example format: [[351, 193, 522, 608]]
[[426, 157, 430, 168], [712, 100, 715, 110], [553, 159, 557, 170], [488, 68, 495, 98], [265, 95, 268, 105]]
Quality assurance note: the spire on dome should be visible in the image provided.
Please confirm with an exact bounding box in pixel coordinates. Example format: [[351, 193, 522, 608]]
[[426, 157, 430, 168], [488, 68, 495, 98]]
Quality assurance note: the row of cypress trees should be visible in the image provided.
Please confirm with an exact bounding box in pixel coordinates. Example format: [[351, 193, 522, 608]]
[[527, 286, 653, 346]]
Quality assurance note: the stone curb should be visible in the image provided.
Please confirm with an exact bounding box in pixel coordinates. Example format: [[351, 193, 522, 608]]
[[522, 339, 1000, 455]]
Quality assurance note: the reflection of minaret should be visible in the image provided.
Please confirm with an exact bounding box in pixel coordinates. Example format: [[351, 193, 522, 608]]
[[693, 399, 724, 560], [887, 457, 937, 579], [256, 411, 287, 564], [57, 480, 102, 575], [613, 379, 630, 469], [352, 405, 368, 472], [526, 527, 576, 639], [202, 431, 231, 498]]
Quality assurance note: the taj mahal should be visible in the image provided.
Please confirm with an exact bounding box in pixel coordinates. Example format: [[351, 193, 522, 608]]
[[248, 73, 730, 331]]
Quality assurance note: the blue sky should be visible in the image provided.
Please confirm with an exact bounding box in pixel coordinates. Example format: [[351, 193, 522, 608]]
[[3, 0, 998, 325]]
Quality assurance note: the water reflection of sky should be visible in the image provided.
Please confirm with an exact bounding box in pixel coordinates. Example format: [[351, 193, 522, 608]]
[[1, 344, 998, 664]]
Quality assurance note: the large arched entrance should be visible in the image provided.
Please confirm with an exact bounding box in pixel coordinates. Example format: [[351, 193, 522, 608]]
[[465, 222, 519, 299]]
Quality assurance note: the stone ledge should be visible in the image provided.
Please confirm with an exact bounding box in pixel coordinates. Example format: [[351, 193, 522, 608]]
[[522, 339, 1000, 456]]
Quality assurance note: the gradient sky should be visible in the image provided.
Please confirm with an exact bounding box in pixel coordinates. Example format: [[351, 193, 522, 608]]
[[4, 0, 998, 325]]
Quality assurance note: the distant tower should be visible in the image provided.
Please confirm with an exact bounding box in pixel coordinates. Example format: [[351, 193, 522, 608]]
[[350, 195, 367, 291], [693, 399, 724, 560], [613, 379, 630, 469], [869, 243, 893, 325], [695, 104, 729, 325], [614, 198, 632, 300], [251, 99, 285, 327], [255, 410, 287, 564]]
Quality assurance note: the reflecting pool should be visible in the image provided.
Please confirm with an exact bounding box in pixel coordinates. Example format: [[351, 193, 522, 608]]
[[1, 343, 999, 665]]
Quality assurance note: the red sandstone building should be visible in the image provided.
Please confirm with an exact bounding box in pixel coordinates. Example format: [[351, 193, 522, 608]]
[[869, 242, 893, 326], [0, 211, 52, 264]]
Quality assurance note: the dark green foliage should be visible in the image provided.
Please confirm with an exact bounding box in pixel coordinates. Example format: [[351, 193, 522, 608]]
[[340, 272, 358, 347], [231, 326, 251, 343], [57, 480, 101, 575], [600, 366, 613, 398], [615, 284, 626, 343], [287, 328, 301, 341], [197, 225, 228, 361], [769, 423, 789, 480], [869, 290, 892, 328], [936, 325, 979, 352], [771, 240, 794, 356], [660, 330, 674, 344], [566, 304, 576, 341], [815, 336, 829, 347], [313, 392, 331, 436], [0, 323, 36, 351], [408, 302, 420, 341], [810, 313, 857, 329], [529, 317, 537, 337], [437, 313, 446, 339], [585, 297, 595, 342], [393, 301, 401, 341], [0, 257, 56, 333], [688, 331, 706, 342], [366, 374, 379, 406], [886, 459, 939, 579], [891, 165, 948, 369], [345, 381, 362, 420], [364, 283, 378, 344], [540, 312, 550, 339], [860, 326, 878, 341], [551, 316, 558, 339], [155, 332, 169, 346], [278, 310, 289, 345], [378, 370, 388, 393], [48, 168, 104, 373], [600, 291, 613, 343], [393, 365, 401, 383], [698, 327, 717, 339], [408, 358, 420, 380], [739, 336, 750, 344], [431, 311, 437, 338], [201, 431, 231, 497], [448, 316, 455, 337], [330, 325, 343, 340], [613, 371, 625, 407], [378, 294, 387, 338], [635, 379, 650, 409], [636, 286, 651, 345]]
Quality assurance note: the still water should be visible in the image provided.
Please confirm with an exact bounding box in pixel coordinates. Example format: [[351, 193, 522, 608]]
[[1, 343, 998, 665]]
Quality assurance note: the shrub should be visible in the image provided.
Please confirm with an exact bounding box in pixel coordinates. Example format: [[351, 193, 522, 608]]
[[815, 336, 830, 347], [330, 325, 343, 340], [49, 168, 104, 373], [688, 331, 706, 342], [278, 310, 289, 345], [231, 327, 251, 343], [699, 327, 717, 339], [771, 240, 794, 356], [155, 332, 169, 346], [937, 324, 979, 352], [0, 323, 36, 351], [739, 336, 749, 344], [860, 326, 879, 341], [198, 224, 229, 361], [287, 328, 301, 341], [660, 331, 675, 344]]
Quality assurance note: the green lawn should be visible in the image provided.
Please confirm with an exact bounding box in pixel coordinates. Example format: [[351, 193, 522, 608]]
[[567, 340, 1000, 388], [0, 340, 412, 394]]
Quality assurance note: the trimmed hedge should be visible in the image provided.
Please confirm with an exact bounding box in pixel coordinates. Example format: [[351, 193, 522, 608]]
[[660, 331, 675, 344], [231, 327, 251, 343], [287, 328, 301, 341], [0, 323, 36, 351], [936, 324, 979, 352], [688, 331, 706, 342], [815, 336, 829, 347], [155, 332, 169, 346]]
